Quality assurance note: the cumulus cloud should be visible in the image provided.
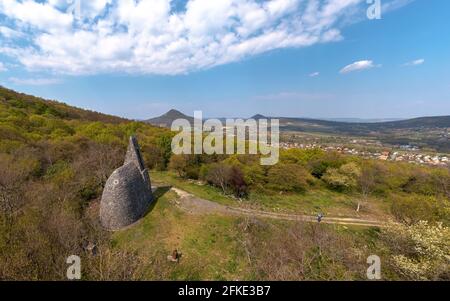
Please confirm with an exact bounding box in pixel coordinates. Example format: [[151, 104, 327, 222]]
[[309, 71, 320, 77], [339, 60, 377, 74], [0, 0, 409, 75], [0, 26, 24, 39], [0, 1, 73, 32], [9, 77, 62, 85], [0, 62, 7, 72], [404, 58, 425, 66]]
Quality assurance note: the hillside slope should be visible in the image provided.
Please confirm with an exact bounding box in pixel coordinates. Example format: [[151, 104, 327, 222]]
[[0, 86, 127, 124], [0, 85, 171, 165], [145, 109, 194, 127]]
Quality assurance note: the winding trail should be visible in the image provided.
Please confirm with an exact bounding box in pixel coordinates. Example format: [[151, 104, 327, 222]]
[[170, 187, 390, 228]]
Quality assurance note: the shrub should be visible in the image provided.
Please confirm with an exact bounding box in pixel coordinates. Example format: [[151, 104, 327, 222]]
[[382, 221, 450, 280], [168, 154, 190, 178], [205, 163, 232, 193], [307, 151, 345, 178], [322, 162, 361, 191], [391, 194, 450, 225], [267, 163, 311, 192], [228, 166, 248, 198]]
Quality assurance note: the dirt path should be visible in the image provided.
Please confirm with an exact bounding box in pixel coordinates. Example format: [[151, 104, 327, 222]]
[[170, 187, 390, 228]]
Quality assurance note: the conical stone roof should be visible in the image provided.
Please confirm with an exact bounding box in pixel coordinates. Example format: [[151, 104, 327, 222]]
[[100, 136, 153, 230]]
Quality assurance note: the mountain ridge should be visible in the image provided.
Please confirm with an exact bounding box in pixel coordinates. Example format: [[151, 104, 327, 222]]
[[145, 109, 450, 129]]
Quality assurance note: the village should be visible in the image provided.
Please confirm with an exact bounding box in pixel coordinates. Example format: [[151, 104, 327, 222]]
[[279, 141, 449, 167]]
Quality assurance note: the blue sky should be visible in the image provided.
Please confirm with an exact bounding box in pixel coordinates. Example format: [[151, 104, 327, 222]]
[[0, 0, 449, 119]]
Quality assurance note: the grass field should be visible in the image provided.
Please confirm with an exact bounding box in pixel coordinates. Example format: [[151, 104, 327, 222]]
[[151, 171, 237, 206], [150, 171, 391, 219], [111, 187, 387, 280], [109, 172, 396, 280], [112, 190, 251, 280]]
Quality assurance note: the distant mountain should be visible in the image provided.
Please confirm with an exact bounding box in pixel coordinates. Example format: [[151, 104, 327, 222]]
[[144, 109, 450, 151], [251, 114, 267, 120], [275, 115, 450, 133], [321, 118, 404, 123], [145, 109, 194, 127], [145, 110, 450, 133]]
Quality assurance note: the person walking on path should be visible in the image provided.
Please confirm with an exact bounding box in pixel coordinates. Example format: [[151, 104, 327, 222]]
[[317, 213, 324, 223]]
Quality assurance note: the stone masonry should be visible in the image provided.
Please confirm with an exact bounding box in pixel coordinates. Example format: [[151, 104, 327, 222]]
[[100, 136, 153, 230]]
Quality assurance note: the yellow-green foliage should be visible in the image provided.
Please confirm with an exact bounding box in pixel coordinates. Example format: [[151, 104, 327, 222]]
[[0, 86, 172, 280], [383, 221, 450, 280], [392, 194, 450, 225], [322, 162, 361, 191], [267, 163, 312, 192], [0, 86, 170, 153]]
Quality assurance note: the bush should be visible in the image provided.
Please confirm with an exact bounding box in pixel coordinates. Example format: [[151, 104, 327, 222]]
[[168, 154, 190, 177], [322, 162, 361, 191], [205, 163, 232, 193], [307, 151, 345, 178], [391, 194, 450, 225], [382, 221, 450, 280], [204, 163, 248, 198], [267, 163, 311, 192], [401, 167, 450, 198], [228, 166, 248, 198]]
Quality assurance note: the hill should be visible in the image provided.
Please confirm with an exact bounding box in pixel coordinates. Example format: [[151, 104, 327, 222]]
[[0, 86, 127, 124], [321, 118, 404, 123], [251, 114, 267, 120], [144, 108, 450, 151], [0, 85, 171, 165], [146, 109, 450, 133], [275, 115, 450, 152], [145, 109, 194, 127], [274, 115, 450, 132]]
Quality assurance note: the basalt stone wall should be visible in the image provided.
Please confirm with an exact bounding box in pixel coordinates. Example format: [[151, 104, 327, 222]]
[[100, 136, 153, 230]]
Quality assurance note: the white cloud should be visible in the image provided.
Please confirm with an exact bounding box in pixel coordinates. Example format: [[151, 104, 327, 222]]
[[382, 0, 415, 13], [404, 58, 425, 66], [309, 71, 320, 77], [0, 0, 73, 32], [0, 0, 407, 75], [9, 77, 62, 86], [340, 60, 377, 74], [0, 62, 7, 72], [0, 26, 23, 39]]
